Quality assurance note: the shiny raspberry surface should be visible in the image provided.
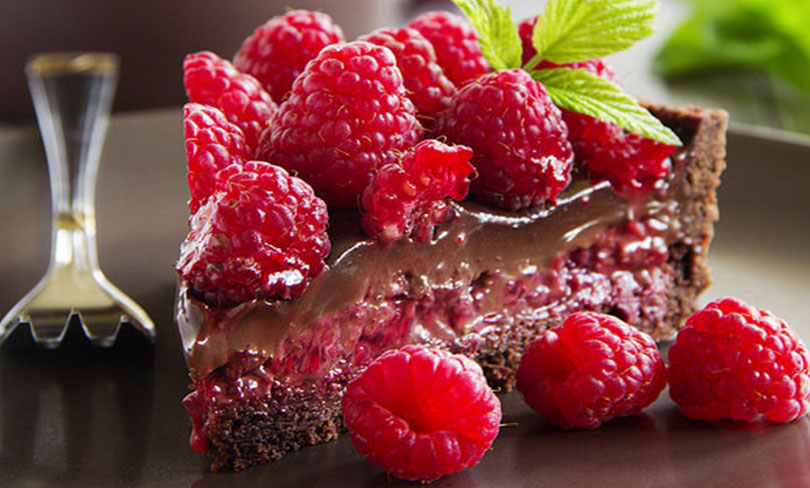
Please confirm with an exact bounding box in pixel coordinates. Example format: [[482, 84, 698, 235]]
[[435, 68, 574, 210], [408, 11, 490, 86], [585, 133, 675, 195], [341, 345, 501, 481], [516, 311, 666, 429], [358, 27, 456, 127], [260, 41, 423, 208], [176, 161, 330, 306], [233, 10, 344, 103], [183, 103, 250, 213], [668, 298, 810, 423], [361, 139, 474, 242], [183, 51, 277, 154]]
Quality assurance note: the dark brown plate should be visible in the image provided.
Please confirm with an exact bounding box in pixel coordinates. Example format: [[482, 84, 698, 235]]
[[0, 111, 808, 487]]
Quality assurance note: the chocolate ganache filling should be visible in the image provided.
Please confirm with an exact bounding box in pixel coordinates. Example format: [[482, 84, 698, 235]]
[[177, 147, 693, 383]]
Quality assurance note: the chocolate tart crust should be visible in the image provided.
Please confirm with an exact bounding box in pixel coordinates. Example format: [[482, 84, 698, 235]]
[[191, 104, 728, 471]]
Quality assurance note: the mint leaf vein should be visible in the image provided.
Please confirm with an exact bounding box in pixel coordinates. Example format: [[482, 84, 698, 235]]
[[527, 0, 657, 69], [532, 67, 682, 146]]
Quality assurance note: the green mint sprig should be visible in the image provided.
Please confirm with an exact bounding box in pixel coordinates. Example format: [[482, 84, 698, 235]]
[[450, 0, 681, 146], [525, 0, 657, 71]]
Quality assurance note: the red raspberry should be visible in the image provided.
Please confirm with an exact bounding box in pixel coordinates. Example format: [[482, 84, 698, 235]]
[[183, 51, 277, 154], [518, 15, 538, 67], [233, 10, 345, 103], [260, 41, 423, 208], [668, 298, 810, 423], [358, 27, 456, 127], [525, 51, 677, 195], [434, 68, 574, 210], [408, 11, 490, 86], [361, 140, 474, 242], [183, 103, 250, 213], [585, 133, 675, 195], [341, 345, 501, 481], [516, 311, 666, 429], [176, 161, 331, 306]]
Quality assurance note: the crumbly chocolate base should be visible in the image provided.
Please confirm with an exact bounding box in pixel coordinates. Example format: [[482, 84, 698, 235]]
[[205, 383, 345, 471], [197, 105, 728, 471]]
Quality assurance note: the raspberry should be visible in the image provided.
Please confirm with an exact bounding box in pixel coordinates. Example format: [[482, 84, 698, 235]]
[[176, 161, 331, 306], [585, 133, 675, 195], [233, 10, 345, 103], [434, 68, 574, 210], [518, 15, 538, 67], [408, 11, 489, 86], [184, 103, 250, 213], [361, 140, 474, 242], [516, 311, 666, 429], [358, 27, 456, 127], [341, 345, 501, 481], [260, 41, 423, 208], [183, 51, 277, 154], [668, 298, 810, 423], [525, 52, 677, 195]]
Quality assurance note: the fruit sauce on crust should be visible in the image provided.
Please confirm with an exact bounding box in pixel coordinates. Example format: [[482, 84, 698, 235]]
[[176, 105, 728, 470]]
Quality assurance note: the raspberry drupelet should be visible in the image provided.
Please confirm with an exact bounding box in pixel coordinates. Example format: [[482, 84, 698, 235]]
[[516, 311, 666, 429], [358, 27, 456, 128], [341, 345, 501, 481], [435, 68, 574, 210], [183, 51, 277, 154], [233, 10, 345, 103], [176, 161, 331, 307], [361, 139, 474, 242], [183, 103, 251, 213], [668, 298, 810, 423], [408, 11, 490, 86], [259, 41, 423, 208]]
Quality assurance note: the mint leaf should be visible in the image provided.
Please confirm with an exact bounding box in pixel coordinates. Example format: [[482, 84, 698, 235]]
[[452, 0, 522, 70], [532, 67, 682, 145], [526, 0, 657, 70]]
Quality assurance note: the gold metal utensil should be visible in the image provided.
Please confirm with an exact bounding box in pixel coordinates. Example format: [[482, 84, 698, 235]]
[[0, 52, 155, 348]]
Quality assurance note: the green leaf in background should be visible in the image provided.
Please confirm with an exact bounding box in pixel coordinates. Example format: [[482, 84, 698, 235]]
[[532, 68, 682, 146], [526, 0, 657, 70], [654, 0, 810, 96], [452, 0, 522, 70]]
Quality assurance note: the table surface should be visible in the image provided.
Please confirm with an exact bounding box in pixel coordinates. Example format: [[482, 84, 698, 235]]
[[0, 107, 809, 487]]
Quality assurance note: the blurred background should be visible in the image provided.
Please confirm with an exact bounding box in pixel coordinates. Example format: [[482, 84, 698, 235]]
[[0, 0, 809, 135]]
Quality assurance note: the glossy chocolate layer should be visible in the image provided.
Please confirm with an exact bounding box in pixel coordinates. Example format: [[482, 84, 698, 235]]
[[176, 158, 688, 382]]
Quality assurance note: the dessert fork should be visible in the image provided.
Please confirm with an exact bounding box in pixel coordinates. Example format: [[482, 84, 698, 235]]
[[0, 52, 155, 348]]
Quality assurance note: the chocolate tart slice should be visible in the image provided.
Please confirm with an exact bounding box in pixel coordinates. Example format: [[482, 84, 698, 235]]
[[176, 104, 728, 471]]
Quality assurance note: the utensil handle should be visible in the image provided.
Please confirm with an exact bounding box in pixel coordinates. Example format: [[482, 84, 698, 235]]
[[26, 52, 118, 269]]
